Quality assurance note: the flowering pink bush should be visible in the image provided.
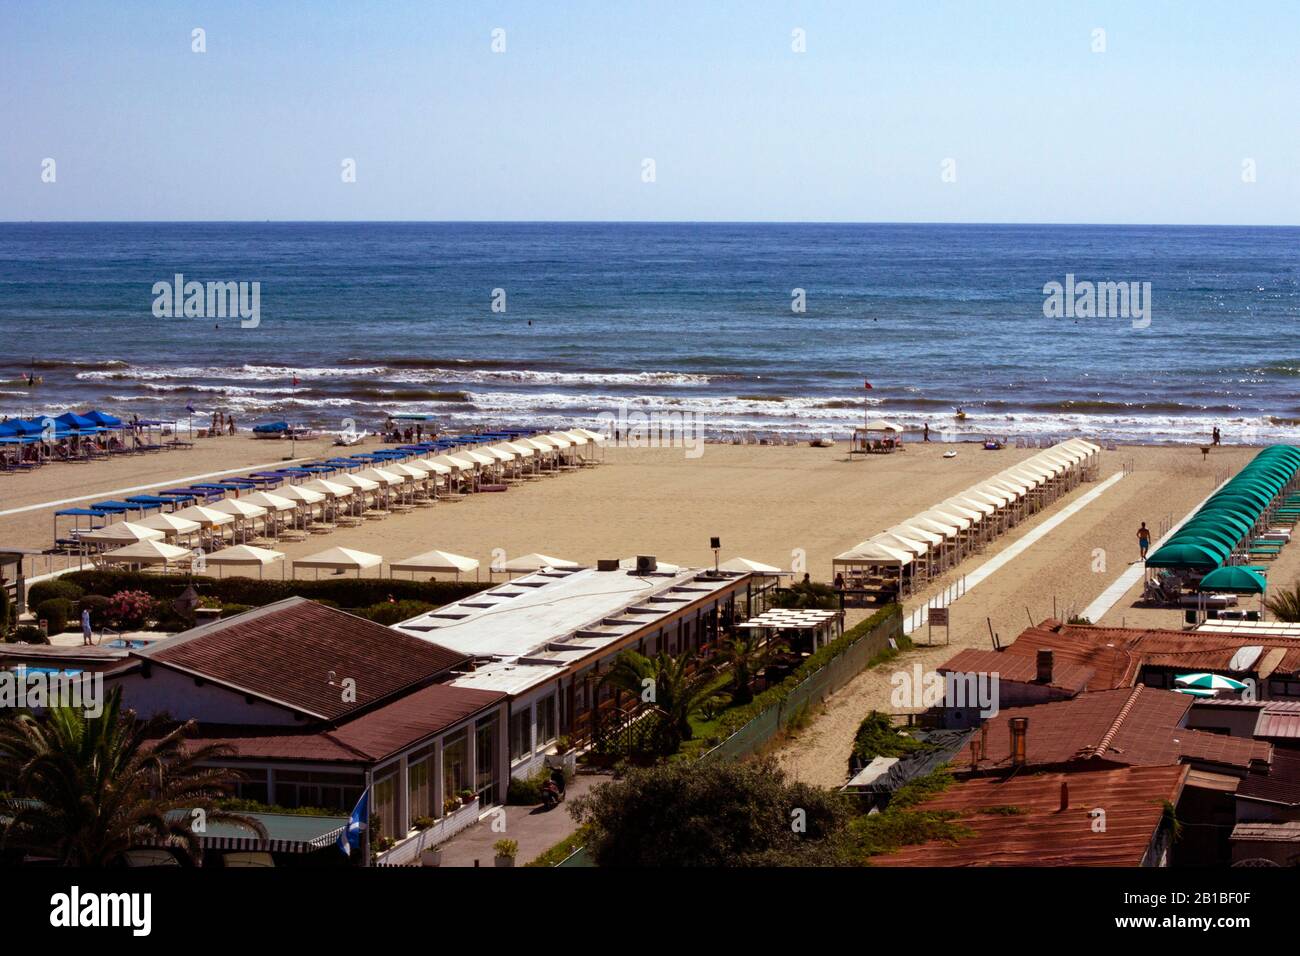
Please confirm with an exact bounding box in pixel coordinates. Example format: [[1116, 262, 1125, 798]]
[[107, 590, 156, 629]]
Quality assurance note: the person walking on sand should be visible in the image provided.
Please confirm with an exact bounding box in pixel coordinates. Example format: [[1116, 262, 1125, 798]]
[[923, 422, 930, 442], [1212, 426, 1221, 446], [1137, 522, 1151, 561], [227, 414, 237, 436]]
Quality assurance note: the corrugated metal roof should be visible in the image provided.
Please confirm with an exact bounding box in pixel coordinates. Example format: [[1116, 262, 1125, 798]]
[[873, 765, 1188, 867], [939, 648, 1093, 694], [137, 598, 469, 720]]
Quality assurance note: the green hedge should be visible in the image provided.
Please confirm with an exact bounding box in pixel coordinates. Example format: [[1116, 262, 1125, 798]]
[[716, 603, 902, 739], [60, 569, 487, 613]]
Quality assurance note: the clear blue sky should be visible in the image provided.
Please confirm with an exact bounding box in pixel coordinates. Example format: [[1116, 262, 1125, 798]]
[[2, 1, 1297, 223]]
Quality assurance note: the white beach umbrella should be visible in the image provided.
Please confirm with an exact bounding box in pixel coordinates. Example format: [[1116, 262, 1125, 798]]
[[294, 546, 383, 578], [204, 544, 286, 578], [718, 557, 783, 574], [241, 491, 297, 512], [78, 522, 165, 545], [173, 505, 236, 528], [501, 552, 582, 573], [390, 549, 480, 579], [101, 539, 193, 566], [136, 513, 202, 537], [300, 478, 354, 499], [209, 498, 269, 519]]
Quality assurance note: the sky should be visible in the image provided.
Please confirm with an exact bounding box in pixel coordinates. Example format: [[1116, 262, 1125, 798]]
[[2, 1, 1298, 224]]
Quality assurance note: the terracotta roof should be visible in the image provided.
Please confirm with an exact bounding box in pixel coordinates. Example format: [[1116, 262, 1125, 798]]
[[873, 765, 1188, 867], [182, 683, 505, 764], [939, 648, 1094, 694], [135, 598, 469, 720], [964, 686, 1272, 774], [1238, 748, 1300, 807], [995, 620, 1300, 690]]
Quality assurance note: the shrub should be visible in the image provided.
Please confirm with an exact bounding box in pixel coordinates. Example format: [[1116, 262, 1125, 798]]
[[772, 580, 840, 610], [11, 625, 48, 645], [850, 711, 931, 770], [571, 757, 850, 867], [222, 603, 252, 618], [507, 765, 553, 805], [27, 578, 85, 608], [34, 598, 75, 635], [106, 590, 156, 629], [79, 594, 111, 627], [358, 599, 435, 626], [493, 839, 518, 859]]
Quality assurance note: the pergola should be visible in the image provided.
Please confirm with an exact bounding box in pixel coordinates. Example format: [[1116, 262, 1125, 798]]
[[738, 607, 844, 651]]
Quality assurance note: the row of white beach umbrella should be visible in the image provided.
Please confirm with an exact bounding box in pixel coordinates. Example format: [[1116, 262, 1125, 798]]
[[833, 439, 1102, 588]]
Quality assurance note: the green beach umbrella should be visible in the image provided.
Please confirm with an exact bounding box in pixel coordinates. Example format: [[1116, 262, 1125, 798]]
[[1177, 521, 1241, 548], [1165, 536, 1231, 561], [1175, 672, 1249, 691], [1198, 565, 1267, 594], [1145, 542, 1223, 571], [1173, 687, 1218, 698]]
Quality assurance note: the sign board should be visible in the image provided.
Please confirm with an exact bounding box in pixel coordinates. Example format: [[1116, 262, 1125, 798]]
[[929, 607, 949, 626]]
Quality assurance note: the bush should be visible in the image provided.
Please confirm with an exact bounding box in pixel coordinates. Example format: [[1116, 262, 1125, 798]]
[[507, 765, 553, 805], [27, 578, 85, 608], [106, 590, 156, 629], [850, 711, 931, 770], [772, 580, 840, 610], [571, 757, 850, 867], [60, 569, 486, 613], [34, 598, 75, 635], [11, 625, 48, 645], [79, 594, 111, 627], [358, 599, 436, 626]]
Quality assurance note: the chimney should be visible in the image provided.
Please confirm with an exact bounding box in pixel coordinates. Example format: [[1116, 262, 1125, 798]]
[[1058, 781, 1070, 812], [1009, 716, 1029, 767], [1036, 649, 1054, 684]]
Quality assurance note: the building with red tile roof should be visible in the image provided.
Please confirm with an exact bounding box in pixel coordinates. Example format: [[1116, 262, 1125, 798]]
[[872, 764, 1188, 867]]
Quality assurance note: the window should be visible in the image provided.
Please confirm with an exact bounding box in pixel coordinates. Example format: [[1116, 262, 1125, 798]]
[[408, 743, 436, 822], [536, 694, 557, 746], [272, 769, 364, 812], [475, 715, 498, 801], [443, 729, 469, 801], [373, 771, 398, 843], [509, 707, 532, 761], [224, 767, 269, 804]]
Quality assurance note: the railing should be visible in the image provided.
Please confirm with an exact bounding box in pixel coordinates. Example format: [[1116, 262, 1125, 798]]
[[903, 574, 967, 635]]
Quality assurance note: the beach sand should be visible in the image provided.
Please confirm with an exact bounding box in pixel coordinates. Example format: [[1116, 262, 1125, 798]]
[[1, 434, 1272, 786]]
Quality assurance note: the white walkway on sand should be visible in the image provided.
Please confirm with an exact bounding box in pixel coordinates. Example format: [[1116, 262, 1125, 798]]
[[0, 456, 316, 518], [904, 471, 1126, 635], [1079, 475, 1233, 624]]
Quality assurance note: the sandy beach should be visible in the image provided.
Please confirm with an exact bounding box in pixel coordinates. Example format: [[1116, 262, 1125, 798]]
[[1, 434, 1272, 786]]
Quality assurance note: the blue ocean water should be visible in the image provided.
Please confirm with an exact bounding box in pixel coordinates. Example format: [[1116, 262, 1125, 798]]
[[0, 222, 1297, 443]]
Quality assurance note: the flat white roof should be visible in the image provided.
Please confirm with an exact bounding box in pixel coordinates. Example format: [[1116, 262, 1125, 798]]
[[392, 565, 744, 695]]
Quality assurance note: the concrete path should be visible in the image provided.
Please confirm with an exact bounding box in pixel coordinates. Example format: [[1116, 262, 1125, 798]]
[[438, 771, 611, 867]]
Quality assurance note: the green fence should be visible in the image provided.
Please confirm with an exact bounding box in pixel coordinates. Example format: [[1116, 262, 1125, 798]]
[[699, 605, 902, 764]]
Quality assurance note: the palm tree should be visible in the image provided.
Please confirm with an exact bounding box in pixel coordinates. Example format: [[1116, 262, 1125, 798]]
[[718, 632, 786, 705], [600, 650, 717, 754], [1265, 582, 1300, 622], [0, 687, 264, 866]]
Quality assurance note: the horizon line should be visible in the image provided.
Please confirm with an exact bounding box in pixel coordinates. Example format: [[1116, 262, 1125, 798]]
[[3, 219, 1300, 229]]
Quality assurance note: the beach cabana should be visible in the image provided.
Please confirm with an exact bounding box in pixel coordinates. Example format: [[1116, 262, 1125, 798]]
[[101, 539, 194, 570], [833, 540, 914, 598], [389, 549, 480, 580], [203, 544, 286, 579], [135, 513, 202, 539], [1198, 565, 1267, 594], [500, 552, 582, 574], [293, 546, 383, 579], [78, 522, 166, 548]]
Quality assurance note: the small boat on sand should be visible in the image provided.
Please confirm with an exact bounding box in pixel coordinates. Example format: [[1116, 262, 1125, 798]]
[[334, 430, 368, 447], [809, 437, 836, 448]]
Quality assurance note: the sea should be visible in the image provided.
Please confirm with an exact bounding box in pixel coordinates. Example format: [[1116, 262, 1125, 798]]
[[0, 222, 1297, 444]]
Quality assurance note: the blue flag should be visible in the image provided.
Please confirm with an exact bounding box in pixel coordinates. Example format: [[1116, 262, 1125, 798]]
[[338, 788, 369, 856], [185, 401, 196, 415]]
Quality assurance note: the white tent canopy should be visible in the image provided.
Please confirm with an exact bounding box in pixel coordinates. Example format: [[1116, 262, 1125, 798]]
[[209, 498, 269, 519], [79, 522, 165, 545], [718, 557, 784, 574], [300, 478, 354, 498], [101, 539, 193, 566], [294, 547, 383, 576], [862, 419, 904, 432], [173, 505, 237, 528], [274, 485, 326, 505], [241, 491, 296, 512], [205, 544, 285, 566], [501, 552, 582, 572], [136, 513, 202, 536], [390, 549, 480, 578]]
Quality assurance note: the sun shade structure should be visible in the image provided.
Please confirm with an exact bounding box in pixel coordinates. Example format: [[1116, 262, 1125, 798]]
[[389, 549, 480, 579], [500, 553, 582, 572], [718, 557, 784, 574], [135, 513, 202, 536], [294, 547, 383, 577], [300, 478, 354, 498], [240, 492, 297, 512], [208, 498, 269, 519], [1175, 673, 1249, 692], [101, 539, 194, 566], [173, 505, 237, 528], [273, 485, 326, 505], [203, 544, 286, 578], [78, 522, 166, 545], [834, 439, 1103, 597], [1198, 565, 1267, 594]]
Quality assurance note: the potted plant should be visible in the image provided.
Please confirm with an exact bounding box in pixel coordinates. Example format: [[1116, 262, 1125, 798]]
[[412, 816, 434, 831], [548, 736, 578, 776], [458, 788, 476, 808], [493, 838, 518, 867], [419, 844, 443, 867], [443, 796, 461, 815]]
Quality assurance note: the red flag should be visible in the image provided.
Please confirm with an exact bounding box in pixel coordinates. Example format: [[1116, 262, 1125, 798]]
[[292, 374, 300, 387], [863, 380, 873, 390]]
